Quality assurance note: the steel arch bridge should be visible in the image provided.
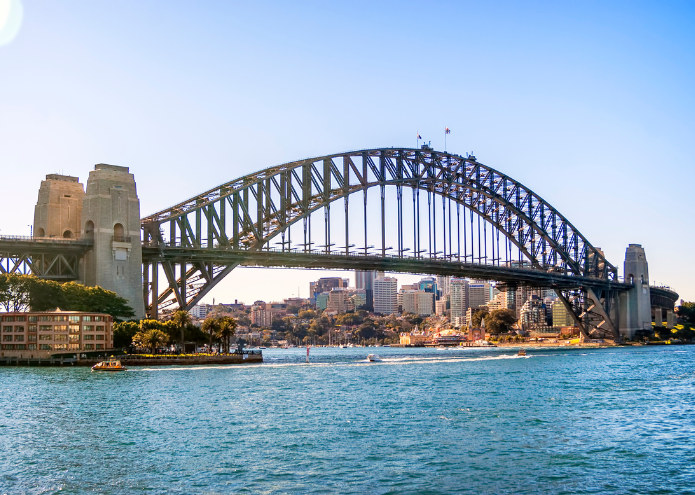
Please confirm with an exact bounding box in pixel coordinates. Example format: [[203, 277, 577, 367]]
[[141, 147, 628, 339]]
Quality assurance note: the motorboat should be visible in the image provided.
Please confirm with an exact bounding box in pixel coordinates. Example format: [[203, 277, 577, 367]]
[[92, 357, 127, 372], [517, 349, 527, 357], [367, 354, 382, 362]]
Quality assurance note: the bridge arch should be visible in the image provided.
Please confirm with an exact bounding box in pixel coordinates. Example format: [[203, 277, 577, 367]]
[[141, 148, 618, 314]]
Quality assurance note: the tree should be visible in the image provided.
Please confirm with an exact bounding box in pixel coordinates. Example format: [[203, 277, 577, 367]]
[[484, 309, 517, 334], [113, 320, 140, 348], [61, 282, 135, 321], [216, 316, 238, 353], [171, 310, 192, 348], [677, 302, 695, 326], [0, 274, 34, 312], [201, 317, 221, 350], [471, 308, 490, 327], [132, 328, 169, 353], [298, 309, 317, 320]]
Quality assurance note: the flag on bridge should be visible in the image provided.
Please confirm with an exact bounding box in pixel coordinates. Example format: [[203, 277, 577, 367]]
[[417, 133, 422, 140], [445, 127, 451, 134]]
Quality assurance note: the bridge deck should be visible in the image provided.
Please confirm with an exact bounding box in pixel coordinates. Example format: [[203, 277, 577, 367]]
[[143, 246, 632, 291]]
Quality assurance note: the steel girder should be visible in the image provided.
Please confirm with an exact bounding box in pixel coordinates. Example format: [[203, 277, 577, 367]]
[[141, 148, 620, 316], [0, 237, 92, 280]]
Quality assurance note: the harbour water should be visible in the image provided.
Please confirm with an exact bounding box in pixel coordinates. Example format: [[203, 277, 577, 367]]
[[1, 345, 694, 494]]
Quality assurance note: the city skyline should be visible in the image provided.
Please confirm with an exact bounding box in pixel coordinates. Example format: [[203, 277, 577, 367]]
[[1, 2, 693, 302]]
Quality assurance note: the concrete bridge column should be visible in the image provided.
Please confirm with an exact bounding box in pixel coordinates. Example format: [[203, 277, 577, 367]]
[[667, 310, 676, 329], [654, 308, 663, 328], [618, 244, 651, 340]]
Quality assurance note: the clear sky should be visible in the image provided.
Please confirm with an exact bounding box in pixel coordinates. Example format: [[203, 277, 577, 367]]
[[1, 1, 693, 303]]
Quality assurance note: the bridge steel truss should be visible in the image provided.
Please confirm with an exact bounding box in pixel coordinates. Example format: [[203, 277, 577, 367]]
[[0, 237, 92, 281], [141, 148, 625, 339]]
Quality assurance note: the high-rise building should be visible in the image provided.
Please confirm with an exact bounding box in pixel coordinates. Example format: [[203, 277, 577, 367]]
[[551, 299, 574, 327], [310, 277, 348, 305], [468, 280, 491, 310], [326, 289, 355, 314], [436, 275, 451, 298], [450, 278, 469, 327], [355, 270, 384, 310], [250, 301, 273, 327], [373, 276, 398, 315], [519, 295, 548, 329], [189, 304, 210, 319], [419, 277, 437, 297], [401, 290, 434, 316]]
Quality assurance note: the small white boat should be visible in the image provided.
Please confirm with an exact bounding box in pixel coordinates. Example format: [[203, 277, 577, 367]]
[[367, 354, 382, 362], [517, 349, 527, 357]]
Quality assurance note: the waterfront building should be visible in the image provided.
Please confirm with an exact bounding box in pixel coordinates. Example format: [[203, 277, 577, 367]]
[[401, 290, 434, 316], [551, 299, 574, 327], [0, 310, 113, 358], [399, 327, 429, 345], [374, 276, 398, 315], [250, 301, 273, 327], [450, 278, 469, 327], [519, 295, 548, 329]]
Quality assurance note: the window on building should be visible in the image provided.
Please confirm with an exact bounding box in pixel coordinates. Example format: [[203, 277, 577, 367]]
[[28, 325, 37, 332], [54, 325, 68, 332], [15, 316, 26, 322], [39, 325, 52, 331], [96, 334, 104, 340], [39, 344, 52, 350], [3, 326, 12, 332], [39, 335, 51, 341], [68, 344, 80, 350], [14, 335, 24, 342], [2, 316, 14, 322], [69, 325, 80, 333], [54, 344, 67, 350], [15, 326, 24, 332], [83, 316, 93, 322], [28, 316, 37, 322], [2, 335, 12, 341], [95, 344, 104, 350], [69, 316, 80, 323], [2, 344, 14, 350], [83, 334, 94, 340], [15, 344, 26, 350], [39, 316, 52, 321], [28, 344, 36, 350], [83, 325, 93, 331], [28, 335, 36, 342], [69, 334, 80, 342], [96, 326, 104, 332], [94, 316, 104, 322], [54, 335, 67, 342], [83, 344, 94, 350]]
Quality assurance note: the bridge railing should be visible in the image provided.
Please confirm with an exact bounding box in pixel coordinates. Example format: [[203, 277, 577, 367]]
[[0, 235, 92, 245]]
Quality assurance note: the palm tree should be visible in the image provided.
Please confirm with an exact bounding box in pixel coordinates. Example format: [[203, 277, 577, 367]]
[[132, 329, 169, 354], [201, 317, 221, 353], [171, 310, 192, 350], [217, 316, 238, 353]]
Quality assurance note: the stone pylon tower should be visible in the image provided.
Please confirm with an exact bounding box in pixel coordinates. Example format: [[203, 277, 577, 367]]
[[82, 164, 145, 319], [618, 244, 651, 339], [33, 174, 85, 238]]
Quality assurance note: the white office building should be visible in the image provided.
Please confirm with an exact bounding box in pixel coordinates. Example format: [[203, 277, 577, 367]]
[[374, 276, 398, 315]]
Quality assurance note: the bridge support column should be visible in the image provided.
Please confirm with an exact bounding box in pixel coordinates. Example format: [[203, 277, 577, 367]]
[[82, 164, 145, 320], [618, 244, 651, 340], [553, 289, 590, 341], [667, 310, 676, 329]]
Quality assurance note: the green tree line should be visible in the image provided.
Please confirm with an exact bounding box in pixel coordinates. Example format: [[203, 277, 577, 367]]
[[0, 273, 134, 320]]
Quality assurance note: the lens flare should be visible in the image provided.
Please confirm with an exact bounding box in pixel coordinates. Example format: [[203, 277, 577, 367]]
[[0, 0, 23, 47]]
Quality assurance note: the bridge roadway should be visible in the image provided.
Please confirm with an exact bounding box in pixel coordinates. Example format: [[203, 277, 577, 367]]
[[142, 245, 634, 292]]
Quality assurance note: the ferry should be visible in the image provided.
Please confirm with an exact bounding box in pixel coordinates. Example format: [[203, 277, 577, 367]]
[[517, 349, 527, 357], [91, 357, 127, 372]]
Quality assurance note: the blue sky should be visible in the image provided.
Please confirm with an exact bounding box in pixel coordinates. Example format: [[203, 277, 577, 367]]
[[1, 1, 694, 303]]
